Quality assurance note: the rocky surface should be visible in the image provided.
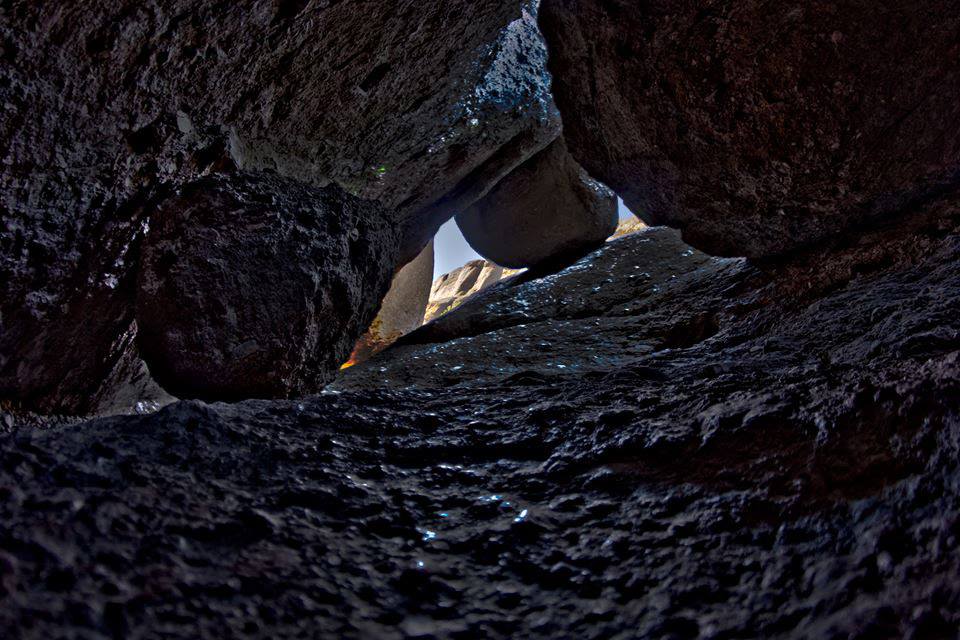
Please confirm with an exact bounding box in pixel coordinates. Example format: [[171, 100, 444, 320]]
[[1, 0, 559, 412], [539, 0, 960, 258], [348, 242, 435, 367], [137, 173, 399, 401], [3, 204, 959, 637], [457, 137, 618, 268], [3, 1, 960, 636]]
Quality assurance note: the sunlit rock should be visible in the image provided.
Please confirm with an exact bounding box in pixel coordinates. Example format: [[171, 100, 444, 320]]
[[345, 241, 435, 367], [424, 259, 521, 324], [611, 216, 647, 239]]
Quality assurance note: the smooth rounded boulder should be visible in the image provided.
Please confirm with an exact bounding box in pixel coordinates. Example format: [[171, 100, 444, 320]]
[[136, 173, 399, 401], [456, 137, 618, 268], [540, 0, 960, 257]]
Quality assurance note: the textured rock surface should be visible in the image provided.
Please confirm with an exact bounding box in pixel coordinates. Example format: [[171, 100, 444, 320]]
[[539, 0, 960, 258], [3, 205, 959, 637], [87, 323, 177, 417], [425, 260, 518, 324], [347, 241, 435, 367], [0, 0, 559, 412], [458, 137, 618, 268], [137, 173, 399, 401]]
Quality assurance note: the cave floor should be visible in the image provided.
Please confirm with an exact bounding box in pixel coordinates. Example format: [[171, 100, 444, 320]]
[[3, 225, 960, 638]]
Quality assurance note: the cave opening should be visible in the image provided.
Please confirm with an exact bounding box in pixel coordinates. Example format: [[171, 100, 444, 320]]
[[344, 196, 646, 369]]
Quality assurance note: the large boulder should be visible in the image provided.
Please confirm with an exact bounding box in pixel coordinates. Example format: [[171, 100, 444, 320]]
[[137, 173, 399, 401], [457, 137, 618, 268], [1, 0, 560, 412], [345, 241, 435, 367], [539, 0, 960, 258]]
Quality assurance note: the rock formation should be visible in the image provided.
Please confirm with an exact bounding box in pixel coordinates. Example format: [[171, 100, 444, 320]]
[[345, 241, 435, 367], [539, 0, 960, 258], [137, 173, 398, 400], [0, 0, 559, 412], [2, 1, 960, 637], [423, 216, 642, 325], [5, 206, 960, 637], [457, 137, 618, 268], [424, 259, 518, 324], [611, 215, 647, 239]]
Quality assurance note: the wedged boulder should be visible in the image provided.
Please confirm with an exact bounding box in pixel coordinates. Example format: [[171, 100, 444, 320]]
[[457, 137, 618, 268], [345, 241, 435, 367], [424, 259, 518, 323], [539, 0, 960, 258], [137, 173, 399, 401], [1, 0, 560, 412]]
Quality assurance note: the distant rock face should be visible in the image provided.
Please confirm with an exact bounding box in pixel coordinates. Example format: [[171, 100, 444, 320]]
[[457, 137, 618, 268], [611, 216, 647, 239], [540, 0, 960, 257], [137, 173, 399, 401], [346, 241, 435, 367], [424, 259, 518, 324], [0, 0, 560, 412]]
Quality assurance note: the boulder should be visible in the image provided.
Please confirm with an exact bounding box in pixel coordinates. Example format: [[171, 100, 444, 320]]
[[457, 137, 618, 268], [137, 173, 399, 401], [539, 0, 960, 257], [1, 0, 560, 411], [345, 241, 435, 367]]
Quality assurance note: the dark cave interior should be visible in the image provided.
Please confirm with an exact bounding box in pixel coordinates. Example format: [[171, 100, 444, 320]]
[[1, 1, 960, 638]]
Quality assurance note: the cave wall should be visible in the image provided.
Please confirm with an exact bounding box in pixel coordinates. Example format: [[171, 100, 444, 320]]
[[539, 0, 960, 258], [1, 0, 559, 412]]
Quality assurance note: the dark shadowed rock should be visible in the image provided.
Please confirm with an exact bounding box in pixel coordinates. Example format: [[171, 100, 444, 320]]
[[457, 137, 618, 268], [87, 322, 176, 416], [539, 0, 960, 257], [3, 203, 960, 638], [346, 241, 435, 367], [1, 0, 559, 412], [137, 173, 399, 401]]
